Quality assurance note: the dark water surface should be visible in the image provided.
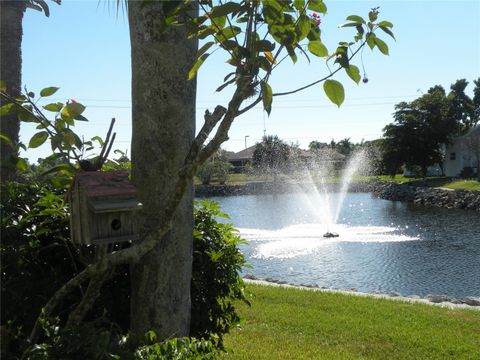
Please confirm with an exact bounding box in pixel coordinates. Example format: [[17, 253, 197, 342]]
[[207, 192, 480, 298]]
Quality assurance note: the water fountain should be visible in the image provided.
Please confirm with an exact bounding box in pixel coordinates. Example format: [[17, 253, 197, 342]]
[[295, 150, 367, 238]]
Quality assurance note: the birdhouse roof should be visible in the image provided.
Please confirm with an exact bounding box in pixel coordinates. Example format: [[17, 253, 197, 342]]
[[70, 171, 137, 199]]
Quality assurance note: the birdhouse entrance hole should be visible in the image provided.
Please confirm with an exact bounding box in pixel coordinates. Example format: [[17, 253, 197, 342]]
[[111, 219, 122, 231]]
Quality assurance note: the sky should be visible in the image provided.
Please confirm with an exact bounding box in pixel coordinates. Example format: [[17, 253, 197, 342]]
[[20, 0, 480, 161]]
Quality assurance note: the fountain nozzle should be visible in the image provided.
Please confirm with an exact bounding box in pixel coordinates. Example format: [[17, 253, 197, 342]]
[[323, 232, 339, 238]]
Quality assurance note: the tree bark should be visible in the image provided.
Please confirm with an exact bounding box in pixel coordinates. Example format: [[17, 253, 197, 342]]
[[0, 0, 25, 181], [128, 1, 197, 338]]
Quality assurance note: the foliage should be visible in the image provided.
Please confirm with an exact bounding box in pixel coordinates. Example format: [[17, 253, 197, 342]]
[[0, 181, 80, 342], [191, 200, 250, 347], [220, 284, 480, 359], [381, 79, 480, 177], [1, 182, 247, 357], [196, 150, 233, 184], [447, 78, 479, 130], [0, 86, 118, 177], [22, 316, 217, 360], [165, 1, 393, 110], [381, 86, 453, 177]]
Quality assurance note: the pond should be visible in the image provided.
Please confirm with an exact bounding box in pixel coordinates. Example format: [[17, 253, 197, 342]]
[[207, 192, 480, 298]]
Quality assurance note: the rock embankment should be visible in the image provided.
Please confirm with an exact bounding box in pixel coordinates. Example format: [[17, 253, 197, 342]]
[[195, 181, 480, 211], [371, 181, 480, 211], [244, 275, 480, 309]]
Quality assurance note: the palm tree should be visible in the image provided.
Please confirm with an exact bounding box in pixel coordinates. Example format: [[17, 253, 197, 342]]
[[0, 0, 60, 181]]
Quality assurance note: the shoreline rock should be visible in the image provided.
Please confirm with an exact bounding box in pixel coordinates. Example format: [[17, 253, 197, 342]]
[[195, 181, 480, 211], [243, 275, 480, 309]]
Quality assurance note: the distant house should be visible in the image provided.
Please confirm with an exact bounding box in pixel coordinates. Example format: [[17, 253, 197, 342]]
[[226, 145, 257, 172], [226, 145, 346, 173], [443, 125, 480, 177]]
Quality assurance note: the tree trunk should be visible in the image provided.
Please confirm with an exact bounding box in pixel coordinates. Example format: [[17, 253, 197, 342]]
[[0, 0, 25, 181], [128, 1, 197, 338]]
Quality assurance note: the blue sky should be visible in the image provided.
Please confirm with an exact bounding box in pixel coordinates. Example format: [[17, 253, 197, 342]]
[[21, 0, 480, 161]]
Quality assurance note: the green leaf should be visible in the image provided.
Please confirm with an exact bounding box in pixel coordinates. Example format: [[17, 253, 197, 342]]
[[374, 37, 389, 55], [61, 102, 86, 120], [338, 22, 360, 28], [379, 26, 395, 40], [369, 10, 378, 22], [0, 80, 7, 92], [263, 4, 284, 24], [219, 26, 242, 40], [296, 15, 311, 41], [16, 158, 28, 172], [196, 41, 214, 58], [308, 40, 328, 57], [366, 33, 376, 50], [40, 86, 60, 97], [91, 136, 104, 146], [0, 133, 13, 147], [346, 15, 365, 24], [74, 114, 88, 121], [323, 79, 345, 107], [18, 108, 37, 122], [308, 0, 327, 14], [255, 40, 275, 52], [293, 0, 305, 11], [63, 128, 83, 149], [188, 53, 209, 80], [29, 131, 49, 148], [0, 103, 16, 116], [210, 2, 241, 18], [345, 65, 361, 84], [216, 78, 236, 92], [260, 81, 273, 116], [377, 20, 393, 28], [286, 45, 297, 63], [43, 102, 63, 112]]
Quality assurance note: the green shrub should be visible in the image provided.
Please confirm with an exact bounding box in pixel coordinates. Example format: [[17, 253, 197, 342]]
[[190, 200, 250, 346], [22, 316, 217, 360], [1, 183, 248, 357]]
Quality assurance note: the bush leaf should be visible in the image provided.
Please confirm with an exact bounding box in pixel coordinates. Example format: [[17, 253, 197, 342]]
[[345, 65, 361, 84], [29, 131, 49, 148], [308, 40, 328, 57], [323, 79, 344, 107], [40, 87, 60, 97], [260, 80, 273, 115]]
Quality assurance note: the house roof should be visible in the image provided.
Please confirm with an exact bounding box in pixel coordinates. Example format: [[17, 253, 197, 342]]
[[227, 145, 257, 161]]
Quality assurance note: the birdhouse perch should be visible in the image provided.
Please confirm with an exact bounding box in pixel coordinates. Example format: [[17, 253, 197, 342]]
[[67, 171, 143, 245]]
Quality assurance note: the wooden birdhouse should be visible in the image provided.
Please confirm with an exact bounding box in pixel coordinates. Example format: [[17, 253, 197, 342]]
[[67, 171, 143, 245]]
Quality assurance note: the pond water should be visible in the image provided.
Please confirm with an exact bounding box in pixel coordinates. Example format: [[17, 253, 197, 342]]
[[207, 192, 480, 298]]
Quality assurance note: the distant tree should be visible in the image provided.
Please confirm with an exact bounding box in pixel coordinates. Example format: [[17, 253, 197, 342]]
[[448, 79, 477, 131], [308, 140, 327, 151], [336, 137, 354, 156], [382, 87, 453, 177], [197, 149, 232, 184], [253, 135, 291, 182]]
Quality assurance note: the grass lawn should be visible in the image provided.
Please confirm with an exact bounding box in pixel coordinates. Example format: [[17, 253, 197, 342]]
[[441, 179, 480, 191], [221, 284, 480, 360]]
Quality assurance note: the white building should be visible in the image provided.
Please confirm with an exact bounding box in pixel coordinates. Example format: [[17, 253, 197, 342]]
[[443, 125, 480, 177]]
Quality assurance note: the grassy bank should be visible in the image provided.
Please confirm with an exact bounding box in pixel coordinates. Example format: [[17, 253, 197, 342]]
[[441, 179, 480, 191], [221, 284, 480, 359]]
